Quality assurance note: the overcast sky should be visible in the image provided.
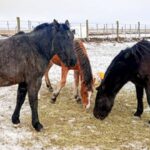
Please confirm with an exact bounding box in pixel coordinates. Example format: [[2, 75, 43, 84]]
[[0, 0, 149, 24]]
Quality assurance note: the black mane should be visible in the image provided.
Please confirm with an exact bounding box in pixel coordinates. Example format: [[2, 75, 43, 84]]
[[131, 40, 150, 61], [74, 40, 93, 90], [33, 23, 50, 31]]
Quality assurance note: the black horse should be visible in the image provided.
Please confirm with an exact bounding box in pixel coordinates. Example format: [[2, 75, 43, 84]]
[[0, 20, 76, 131], [94, 40, 150, 123]]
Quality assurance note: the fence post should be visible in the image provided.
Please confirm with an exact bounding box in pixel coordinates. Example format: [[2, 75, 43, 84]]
[[16, 17, 20, 32], [116, 20, 119, 42], [96, 24, 98, 33], [86, 20, 89, 39], [28, 20, 31, 31], [7, 21, 9, 31], [80, 23, 82, 38], [145, 24, 147, 38], [124, 24, 126, 38], [138, 21, 140, 39]]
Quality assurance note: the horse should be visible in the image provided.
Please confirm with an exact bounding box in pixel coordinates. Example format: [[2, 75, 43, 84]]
[[0, 20, 77, 131], [93, 40, 150, 124], [44, 40, 94, 109]]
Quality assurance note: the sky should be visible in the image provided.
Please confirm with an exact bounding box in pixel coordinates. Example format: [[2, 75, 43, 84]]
[[0, 0, 150, 24]]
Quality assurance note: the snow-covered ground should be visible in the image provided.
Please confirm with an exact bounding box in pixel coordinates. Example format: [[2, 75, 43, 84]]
[[0, 37, 149, 149]]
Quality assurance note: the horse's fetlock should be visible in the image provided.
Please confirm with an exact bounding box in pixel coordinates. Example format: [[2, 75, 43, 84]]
[[33, 122, 43, 132]]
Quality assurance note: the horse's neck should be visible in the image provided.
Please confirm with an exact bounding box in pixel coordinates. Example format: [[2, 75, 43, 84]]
[[75, 41, 93, 89], [29, 30, 53, 61], [106, 77, 128, 97]]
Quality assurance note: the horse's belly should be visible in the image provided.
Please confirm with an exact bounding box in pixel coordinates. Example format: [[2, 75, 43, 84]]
[[0, 77, 18, 86], [0, 71, 24, 86]]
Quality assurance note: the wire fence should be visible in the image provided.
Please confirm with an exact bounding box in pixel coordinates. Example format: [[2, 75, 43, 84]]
[[0, 18, 150, 41]]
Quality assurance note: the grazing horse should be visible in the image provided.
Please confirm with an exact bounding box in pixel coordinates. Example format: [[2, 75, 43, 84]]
[[0, 20, 76, 131], [94, 40, 150, 123], [45, 40, 94, 109]]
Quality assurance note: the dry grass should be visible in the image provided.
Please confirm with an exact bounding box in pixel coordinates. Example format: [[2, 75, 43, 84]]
[[18, 83, 150, 149]]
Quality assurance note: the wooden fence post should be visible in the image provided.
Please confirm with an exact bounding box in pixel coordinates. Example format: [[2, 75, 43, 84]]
[[86, 20, 89, 39], [116, 20, 119, 42], [28, 20, 31, 31], [80, 23, 82, 38], [16, 17, 20, 32], [145, 24, 147, 38], [138, 21, 140, 39]]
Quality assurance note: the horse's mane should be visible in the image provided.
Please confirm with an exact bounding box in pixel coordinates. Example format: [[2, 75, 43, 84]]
[[130, 40, 150, 61], [105, 40, 150, 80], [33, 23, 50, 31], [74, 40, 93, 90], [33, 22, 70, 32]]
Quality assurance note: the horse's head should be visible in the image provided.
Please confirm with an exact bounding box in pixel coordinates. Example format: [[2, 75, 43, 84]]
[[93, 84, 114, 120], [81, 81, 94, 109], [52, 19, 76, 67], [94, 49, 135, 120]]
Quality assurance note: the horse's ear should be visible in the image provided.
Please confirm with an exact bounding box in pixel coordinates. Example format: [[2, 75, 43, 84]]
[[65, 20, 70, 28], [72, 29, 76, 34], [53, 19, 59, 29]]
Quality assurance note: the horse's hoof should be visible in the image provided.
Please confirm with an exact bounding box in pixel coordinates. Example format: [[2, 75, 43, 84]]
[[133, 115, 141, 120], [86, 103, 91, 110], [33, 122, 43, 132], [134, 112, 142, 117], [12, 116, 20, 124], [76, 99, 81, 104], [49, 87, 53, 92], [13, 123, 21, 128], [75, 96, 81, 104], [51, 97, 56, 103]]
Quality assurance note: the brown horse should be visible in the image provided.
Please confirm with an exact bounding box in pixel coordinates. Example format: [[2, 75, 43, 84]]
[[45, 40, 94, 109]]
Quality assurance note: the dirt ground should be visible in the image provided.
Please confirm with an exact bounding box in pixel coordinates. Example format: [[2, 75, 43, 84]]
[[0, 82, 150, 150]]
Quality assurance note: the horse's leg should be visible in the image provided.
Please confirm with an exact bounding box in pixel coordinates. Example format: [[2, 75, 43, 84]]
[[51, 68, 68, 103], [73, 70, 81, 103], [12, 82, 27, 125], [45, 61, 53, 92], [27, 78, 43, 131], [145, 83, 150, 123], [134, 85, 144, 117]]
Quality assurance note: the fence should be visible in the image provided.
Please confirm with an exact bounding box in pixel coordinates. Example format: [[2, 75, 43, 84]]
[[0, 17, 150, 41]]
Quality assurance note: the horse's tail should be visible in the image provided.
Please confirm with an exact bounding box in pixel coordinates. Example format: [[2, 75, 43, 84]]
[[74, 40, 93, 91]]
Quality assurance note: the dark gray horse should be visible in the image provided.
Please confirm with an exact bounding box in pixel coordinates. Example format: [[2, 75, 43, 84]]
[[0, 20, 76, 131]]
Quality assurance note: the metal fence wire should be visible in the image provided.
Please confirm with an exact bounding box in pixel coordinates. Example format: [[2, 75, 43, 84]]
[[0, 18, 150, 41]]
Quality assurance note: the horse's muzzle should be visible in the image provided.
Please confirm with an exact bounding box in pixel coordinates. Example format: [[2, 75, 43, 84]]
[[93, 109, 107, 120]]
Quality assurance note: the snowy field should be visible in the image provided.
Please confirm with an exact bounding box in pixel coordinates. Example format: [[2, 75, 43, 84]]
[[0, 37, 150, 149]]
